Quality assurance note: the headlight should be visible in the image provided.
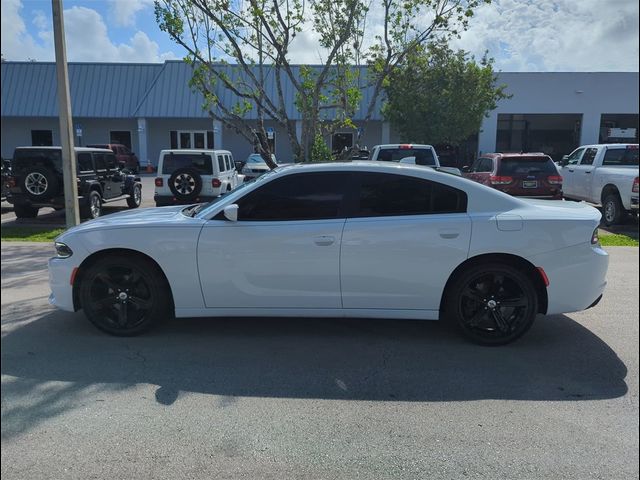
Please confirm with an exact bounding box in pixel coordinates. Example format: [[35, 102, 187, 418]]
[[591, 228, 600, 246], [55, 242, 73, 258]]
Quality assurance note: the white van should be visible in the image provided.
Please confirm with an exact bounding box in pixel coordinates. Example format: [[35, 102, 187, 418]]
[[154, 149, 242, 207]]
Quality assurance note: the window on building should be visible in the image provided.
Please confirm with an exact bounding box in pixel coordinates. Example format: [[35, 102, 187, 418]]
[[31, 130, 53, 146], [599, 114, 639, 143], [169, 130, 215, 150], [110, 131, 132, 149]]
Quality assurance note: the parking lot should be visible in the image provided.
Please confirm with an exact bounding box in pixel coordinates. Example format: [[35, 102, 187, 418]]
[[1, 241, 638, 479]]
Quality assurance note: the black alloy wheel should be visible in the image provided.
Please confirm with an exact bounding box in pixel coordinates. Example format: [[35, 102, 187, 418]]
[[446, 263, 538, 345], [127, 183, 142, 208], [79, 255, 171, 336]]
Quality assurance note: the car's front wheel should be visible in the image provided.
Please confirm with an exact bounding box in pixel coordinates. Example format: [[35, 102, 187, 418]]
[[445, 263, 538, 345], [79, 254, 172, 336]]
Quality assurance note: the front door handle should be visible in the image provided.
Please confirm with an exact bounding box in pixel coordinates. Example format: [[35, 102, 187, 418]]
[[314, 235, 335, 246], [585, 170, 592, 174], [439, 230, 460, 239], [568, 169, 575, 173]]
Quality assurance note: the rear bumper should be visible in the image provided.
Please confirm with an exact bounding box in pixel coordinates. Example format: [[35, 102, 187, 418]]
[[7, 193, 80, 208], [527, 242, 609, 315], [631, 196, 638, 211]]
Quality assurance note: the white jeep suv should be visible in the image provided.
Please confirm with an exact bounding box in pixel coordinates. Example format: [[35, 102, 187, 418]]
[[154, 149, 242, 207]]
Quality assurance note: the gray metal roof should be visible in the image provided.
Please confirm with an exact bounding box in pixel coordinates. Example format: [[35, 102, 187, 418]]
[[1, 62, 162, 117]]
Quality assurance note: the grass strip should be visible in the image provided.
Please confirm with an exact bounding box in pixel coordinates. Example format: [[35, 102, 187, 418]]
[[1, 227, 66, 242], [599, 233, 639, 247]]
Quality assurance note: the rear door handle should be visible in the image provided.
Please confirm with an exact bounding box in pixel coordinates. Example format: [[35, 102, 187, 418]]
[[585, 171, 592, 174], [568, 169, 574, 172], [314, 235, 335, 246]]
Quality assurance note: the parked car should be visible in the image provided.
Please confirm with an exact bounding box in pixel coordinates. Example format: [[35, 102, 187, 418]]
[[49, 161, 608, 346], [559, 144, 639, 225], [241, 153, 277, 180], [370, 144, 461, 175], [462, 153, 563, 199], [6, 147, 141, 219], [86, 143, 140, 173], [154, 149, 242, 207]]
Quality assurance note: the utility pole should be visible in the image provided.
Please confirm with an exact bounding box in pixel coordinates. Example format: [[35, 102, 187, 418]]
[[52, 0, 79, 227]]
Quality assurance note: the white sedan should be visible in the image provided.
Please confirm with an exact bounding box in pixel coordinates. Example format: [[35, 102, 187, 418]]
[[49, 162, 609, 345]]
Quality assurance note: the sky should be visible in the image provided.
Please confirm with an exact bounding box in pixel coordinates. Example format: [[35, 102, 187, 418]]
[[1, 0, 638, 71]]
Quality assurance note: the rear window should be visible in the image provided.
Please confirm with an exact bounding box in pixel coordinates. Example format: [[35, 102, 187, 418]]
[[498, 157, 557, 175], [602, 147, 639, 166], [13, 149, 62, 172], [375, 148, 436, 166], [161, 153, 213, 175]]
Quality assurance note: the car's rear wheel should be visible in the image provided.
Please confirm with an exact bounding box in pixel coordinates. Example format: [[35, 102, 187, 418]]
[[127, 183, 142, 208], [80, 191, 102, 219], [602, 193, 624, 226], [79, 255, 171, 336], [14, 204, 39, 218], [445, 263, 538, 345]]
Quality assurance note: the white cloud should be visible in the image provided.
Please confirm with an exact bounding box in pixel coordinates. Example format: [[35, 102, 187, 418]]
[[108, 0, 154, 28], [452, 0, 639, 71], [0, 1, 177, 63]]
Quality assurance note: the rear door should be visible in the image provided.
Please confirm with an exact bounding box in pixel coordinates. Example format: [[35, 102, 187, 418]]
[[340, 172, 471, 312]]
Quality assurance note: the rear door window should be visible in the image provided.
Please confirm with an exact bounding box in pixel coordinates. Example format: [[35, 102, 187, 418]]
[[77, 153, 93, 172], [474, 158, 494, 173], [580, 148, 598, 166], [602, 147, 639, 166], [498, 157, 557, 175], [161, 153, 213, 175], [94, 153, 107, 171], [354, 172, 467, 217], [217, 155, 226, 172]]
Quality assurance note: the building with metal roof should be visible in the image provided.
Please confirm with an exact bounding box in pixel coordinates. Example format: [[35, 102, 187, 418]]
[[1, 61, 638, 167]]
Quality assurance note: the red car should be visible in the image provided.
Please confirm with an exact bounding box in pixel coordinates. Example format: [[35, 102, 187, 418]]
[[86, 143, 140, 173], [463, 152, 563, 199]]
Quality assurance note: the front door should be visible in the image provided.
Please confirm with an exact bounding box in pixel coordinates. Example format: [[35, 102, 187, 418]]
[[560, 147, 585, 198], [340, 172, 471, 311], [572, 147, 598, 200], [197, 172, 350, 309]]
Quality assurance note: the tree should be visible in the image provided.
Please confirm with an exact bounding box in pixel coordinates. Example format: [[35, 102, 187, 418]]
[[382, 42, 509, 146], [154, 0, 490, 165]]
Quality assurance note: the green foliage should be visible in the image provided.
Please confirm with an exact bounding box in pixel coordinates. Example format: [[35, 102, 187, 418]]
[[599, 233, 639, 246], [1, 227, 66, 242], [310, 134, 333, 163], [382, 42, 509, 145]]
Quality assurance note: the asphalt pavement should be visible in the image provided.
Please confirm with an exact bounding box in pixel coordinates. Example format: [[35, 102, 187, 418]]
[[1, 242, 638, 479]]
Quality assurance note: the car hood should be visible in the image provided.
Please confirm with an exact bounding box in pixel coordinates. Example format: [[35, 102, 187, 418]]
[[60, 206, 198, 236]]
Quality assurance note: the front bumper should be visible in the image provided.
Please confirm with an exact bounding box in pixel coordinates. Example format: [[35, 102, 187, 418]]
[[48, 256, 78, 312]]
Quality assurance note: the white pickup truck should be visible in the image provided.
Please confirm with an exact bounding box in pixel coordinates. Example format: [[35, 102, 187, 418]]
[[369, 144, 461, 176], [559, 143, 639, 225]]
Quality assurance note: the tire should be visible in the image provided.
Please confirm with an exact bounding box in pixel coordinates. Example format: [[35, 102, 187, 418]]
[[14, 204, 39, 218], [444, 263, 538, 346], [80, 190, 102, 219], [168, 167, 203, 203], [79, 254, 171, 336], [23, 166, 59, 201], [126, 183, 142, 208], [602, 193, 624, 226]]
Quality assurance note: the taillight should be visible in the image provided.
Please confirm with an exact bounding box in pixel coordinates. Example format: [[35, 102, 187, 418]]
[[633, 177, 639, 193], [489, 176, 513, 185], [591, 227, 600, 246], [399, 144, 412, 149], [536, 267, 550, 287], [547, 175, 563, 185], [7, 176, 16, 188], [212, 178, 222, 188], [154, 178, 163, 187]]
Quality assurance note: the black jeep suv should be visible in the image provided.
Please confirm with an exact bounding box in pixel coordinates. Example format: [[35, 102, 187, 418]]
[[6, 147, 142, 219]]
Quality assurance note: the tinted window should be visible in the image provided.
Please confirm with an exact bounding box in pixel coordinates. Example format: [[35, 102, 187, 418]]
[[105, 153, 117, 169], [13, 149, 62, 173], [161, 153, 213, 175], [602, 147, 639, 166], [581, 148, 598, 166], [94, 153, 107, 170], [355, 172, 467, 217], [498, 157, 557, 175], [376, 148, 436, 166], [77, 153, 93, 172], [217, 155, 226, 172], [225, 155, 232, 171], [237, 173, 349, 221], [474, 158, 493, 173]]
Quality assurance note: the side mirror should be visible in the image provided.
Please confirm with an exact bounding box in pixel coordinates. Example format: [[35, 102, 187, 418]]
[[560, 155, 569, 167], [461, 166, 471, 173], [223, 204, 239, 222]]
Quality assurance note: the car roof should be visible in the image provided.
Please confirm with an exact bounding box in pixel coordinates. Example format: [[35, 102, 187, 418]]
[[160, 149, 231, 155], [482, 152, 551, 159], [14, 146, 113, 153], [374, 144, 435, 149], [580, 143, 639, 148]]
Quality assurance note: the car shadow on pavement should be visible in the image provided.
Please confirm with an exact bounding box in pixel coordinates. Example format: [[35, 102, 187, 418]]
[[2, 306, 628, 426]]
